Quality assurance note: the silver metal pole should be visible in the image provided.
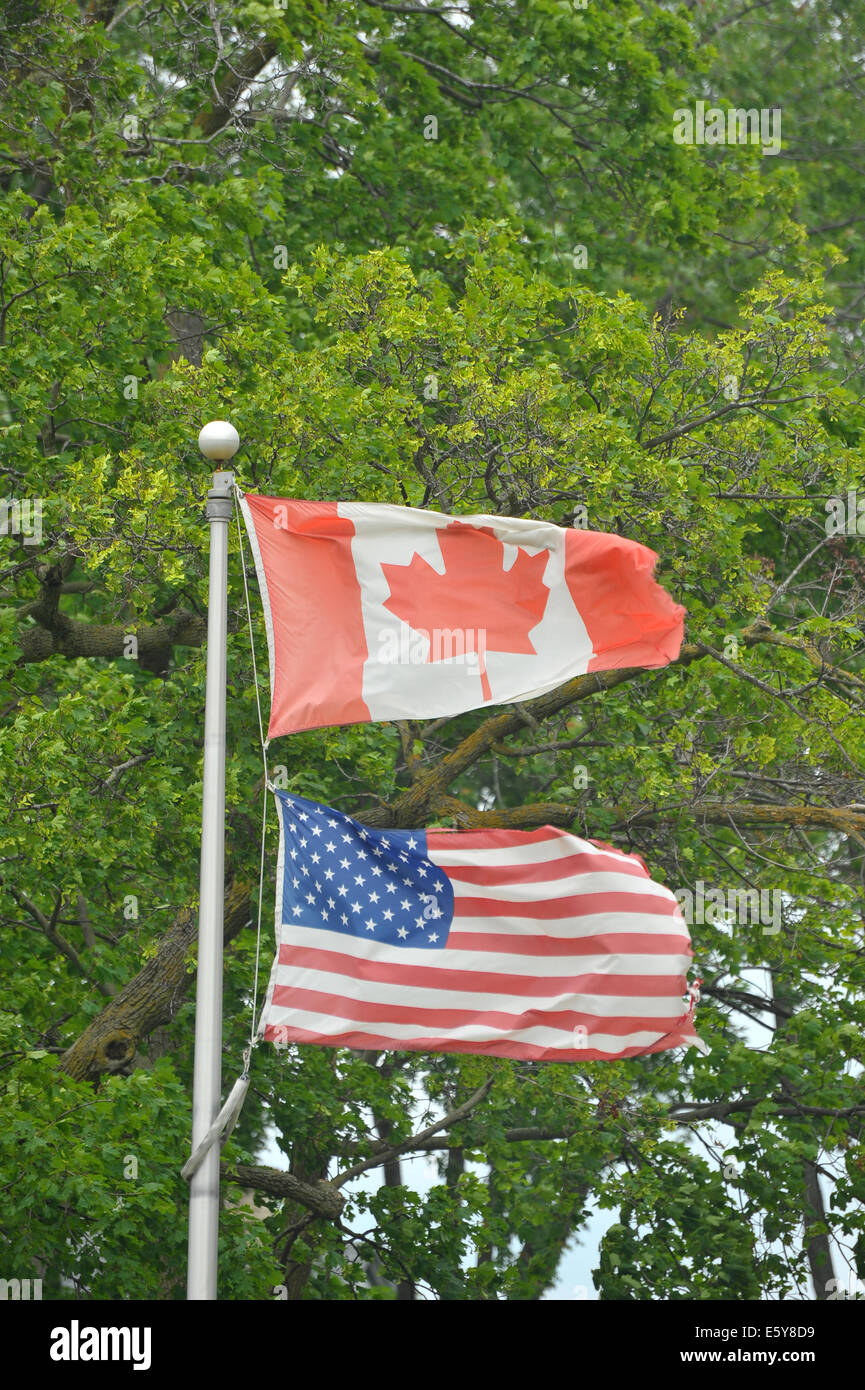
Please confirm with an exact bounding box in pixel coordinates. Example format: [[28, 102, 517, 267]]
[[187, 428, 238, 1301]]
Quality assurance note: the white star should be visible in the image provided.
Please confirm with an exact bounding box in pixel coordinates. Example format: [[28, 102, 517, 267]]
[[433, 880, 444, 892], [341, 913, 348, 925], [292, 876, 300, 889], [299, 813, 308, 822], [415, 917, 424, 929], [300, 866, 309, 877], [306, 893, 316, 904], [369, 891, 380, 903], [402, 876, 413, 887], [372, 847, 384, 858], [371, 866, 383, 877], [325, 841, 336, 852], [417, 865, 427, 877], [407, 836, 417, 849], [352, 901, 362, 913], [299, 837, 308, 848], [356, 849, 368, 861], [386, 882, 397, 894], [342, 833, 351, 844], [289, 848, 298, 860], [311, 852, 321, 864], [359, 829, 369, 841], [338, 885, 348, 897], [324, 868, 334, 881], [340, 858, 350, 870], [327, 818, 338, 828], [321, 909, 329, 921], [429, 932, 439, 943], [383, 909, 394, 921], [327, 896, 336, 909], [311, 825, 322, 837], [292, 906, 302, 917], [401, 899, 411, 910], [381, 837, 390, 848], [365, 919, 376, 932], [397, 927, 408, 940], [354, 874, 366, 886]]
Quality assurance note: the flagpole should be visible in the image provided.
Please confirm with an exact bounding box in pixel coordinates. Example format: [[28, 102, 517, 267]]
[[187, 421, 239, 1301]]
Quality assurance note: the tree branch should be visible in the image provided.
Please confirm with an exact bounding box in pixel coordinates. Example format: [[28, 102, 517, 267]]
[[16, 607, 207, 668], [376, 794, 865, 839], [333, 1076, 495, 1188], [8, 885, 114, 998], [58, 880, 250, 1081], [221, 1163, 345, 1220], [192, 40, 278, 140], [360, 625, 778, 827]]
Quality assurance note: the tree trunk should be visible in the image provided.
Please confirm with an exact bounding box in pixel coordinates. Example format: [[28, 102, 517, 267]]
[[802, 1158, 835, 1300], [59, 880, 250, 1081]]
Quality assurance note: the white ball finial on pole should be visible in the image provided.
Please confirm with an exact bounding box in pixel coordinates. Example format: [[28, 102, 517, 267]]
[[198, 420, 240, 461]]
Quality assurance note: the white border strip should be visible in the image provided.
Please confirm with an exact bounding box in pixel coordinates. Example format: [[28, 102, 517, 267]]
[[237, 492, 277, 732], [256, 789, 287, 1037]]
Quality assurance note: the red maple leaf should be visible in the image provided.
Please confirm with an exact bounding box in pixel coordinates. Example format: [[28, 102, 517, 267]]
[[381, 521, 550, 701]]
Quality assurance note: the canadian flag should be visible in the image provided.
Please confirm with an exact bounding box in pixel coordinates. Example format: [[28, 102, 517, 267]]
[[239, 495, 685, 738]]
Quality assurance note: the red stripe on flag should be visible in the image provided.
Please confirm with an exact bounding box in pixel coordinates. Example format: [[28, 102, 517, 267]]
[[451, 890, 682, 919], [440, 851, 649, 885], [277, 944, 687, 997], [426, 826, 571, 851]]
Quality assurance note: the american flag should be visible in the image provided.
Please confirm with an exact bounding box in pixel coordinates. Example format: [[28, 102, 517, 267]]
[[260, 791, 706, 1062]]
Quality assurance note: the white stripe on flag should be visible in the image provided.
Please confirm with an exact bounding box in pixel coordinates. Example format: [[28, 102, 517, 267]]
[[268, 964, 690, 1019], [265, 1008, 679, 1055]]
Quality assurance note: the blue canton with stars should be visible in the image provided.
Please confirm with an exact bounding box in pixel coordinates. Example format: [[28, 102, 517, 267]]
[[276, 791, 454, 950]]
